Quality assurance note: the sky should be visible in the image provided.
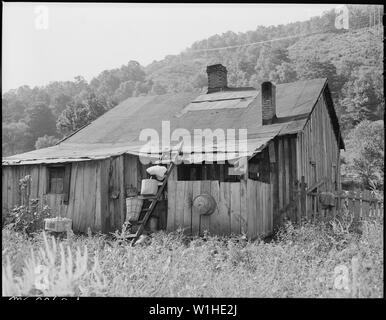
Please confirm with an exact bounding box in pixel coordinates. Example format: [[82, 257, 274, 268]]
[[2, 3, 339, 92]]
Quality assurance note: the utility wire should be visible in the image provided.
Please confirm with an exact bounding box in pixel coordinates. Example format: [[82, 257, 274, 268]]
[[190, 32, 315, 53], [188, 21, 382, 55]]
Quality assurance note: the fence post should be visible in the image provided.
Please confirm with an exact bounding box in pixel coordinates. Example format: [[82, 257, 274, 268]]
[[372, 197, 377, 218], [372, 200, 377, 217], [354, 190, 361, 221], [331, 193, 336, 219], [338, 191, 343, 215], [363, 190, 371, 218], [348, 191, 355, 220]]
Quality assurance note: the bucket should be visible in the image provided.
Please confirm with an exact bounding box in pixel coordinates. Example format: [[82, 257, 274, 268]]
[[141, 179, 159, 195], [148, 216, 159, 232], [44, 217, 72, 232], [126, 197, 143, 222]]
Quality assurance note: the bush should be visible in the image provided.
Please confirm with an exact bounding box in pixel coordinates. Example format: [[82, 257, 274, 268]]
[[3, 201, 51, 235], [34, 135, 59, 150]]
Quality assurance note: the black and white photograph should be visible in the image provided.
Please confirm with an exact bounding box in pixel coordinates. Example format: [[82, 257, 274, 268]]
[[1, 3, 384, 303]]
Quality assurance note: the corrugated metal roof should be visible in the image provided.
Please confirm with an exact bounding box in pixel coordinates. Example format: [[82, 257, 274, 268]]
[[2, 142, 146, 165], [3, 78, 342, 165]]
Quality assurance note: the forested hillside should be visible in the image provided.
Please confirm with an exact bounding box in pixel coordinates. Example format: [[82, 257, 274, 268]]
[[2, 5, 383, 188]]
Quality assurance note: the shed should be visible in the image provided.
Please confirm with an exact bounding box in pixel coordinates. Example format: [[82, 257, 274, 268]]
[[2, 64, 344, 238]]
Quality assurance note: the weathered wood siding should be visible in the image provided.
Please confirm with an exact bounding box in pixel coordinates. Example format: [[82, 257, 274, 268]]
[[270, 91, 340, 226], [2, 153, 153, 234], [167, 178, 272, 238], [100, 154, 150, 232], [271, 135, 298, 224], [62, 161, 102, 232], [296, 92, 340, 192], [2, 164, 44, 215], [2, 162, 102, 233]]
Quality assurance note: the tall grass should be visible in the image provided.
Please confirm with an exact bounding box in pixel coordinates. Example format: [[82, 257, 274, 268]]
[[2, 213, 383, 297]]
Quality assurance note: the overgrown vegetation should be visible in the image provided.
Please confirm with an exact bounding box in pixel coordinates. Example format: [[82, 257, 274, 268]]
[[341, 120, 384, 190], [2, 209, 383, 297], [2, 175, 52, 234]]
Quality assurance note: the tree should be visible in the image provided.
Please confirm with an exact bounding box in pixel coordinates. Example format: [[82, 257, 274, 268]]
[[35, 135, 59, 149], [341, 120, 384, 190], [274, 62, 297, 84], [51, 93, 73, 117], [83, 92, 108, 118], [56, 101, 91, 137], [340, 66, 383, 128], [74, 75, 89, 92], [2, 121, 30, 156], [254, 46, 295, 83], [113, 80, 136, 102], [119, 61, 146, 83], [296, 57, 342, 87], [150, 82, 167, 95], [254, 45, 275, 81], [133, 80, 153, 97], [56, 93, 109, 137], [26, 103, 57, 149], [192, 73, 207, 90], [1, 97, 27, 122]]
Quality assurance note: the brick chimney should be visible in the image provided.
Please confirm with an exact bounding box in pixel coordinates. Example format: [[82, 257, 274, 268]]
[[261, 81, 277, 125], [206, 64, 228, 93]]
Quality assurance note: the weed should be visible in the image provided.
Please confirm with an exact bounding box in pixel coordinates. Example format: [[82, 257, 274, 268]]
[[2, 215, 383, 297]]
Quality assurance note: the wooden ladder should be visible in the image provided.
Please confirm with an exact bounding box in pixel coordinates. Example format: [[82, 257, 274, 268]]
[[128, 147, 181, 246]]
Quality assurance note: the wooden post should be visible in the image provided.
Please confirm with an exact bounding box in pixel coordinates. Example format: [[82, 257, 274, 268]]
[[374, 197, 381, 218], [362, 190, 371, 218], [350, 191, 359, 222], [294, 180, 301, 224], [354, 190, 361, 222], [119, 156, 125, 227], [300, 176, 306, 220], [166, 163, 178, 232], [348, 191, 355, 220], [342, 190, 348, 214], [336, 191, 342, 216], [269, 141, 279, 229], [331, 193, 337, 218], [241, 159, 249, 237]]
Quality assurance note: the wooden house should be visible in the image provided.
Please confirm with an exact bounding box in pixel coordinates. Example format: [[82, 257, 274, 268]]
[[2, 64, 344, 238]]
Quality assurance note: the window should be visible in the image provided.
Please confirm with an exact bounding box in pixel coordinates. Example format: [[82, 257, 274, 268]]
[[47, 165, 71, 203], [177, 162, 240, 182], [48, 167, 65, 193], [248, 147, 270, 183]]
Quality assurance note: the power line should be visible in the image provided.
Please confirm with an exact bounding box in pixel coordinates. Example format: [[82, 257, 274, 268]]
[[190, 32, 313, 53], [188, 22, 378, 55]]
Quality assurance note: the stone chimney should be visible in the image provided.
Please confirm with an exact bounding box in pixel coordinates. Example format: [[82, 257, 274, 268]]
[[206, 64, 228, 93], [261, 81, 277, 125]]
